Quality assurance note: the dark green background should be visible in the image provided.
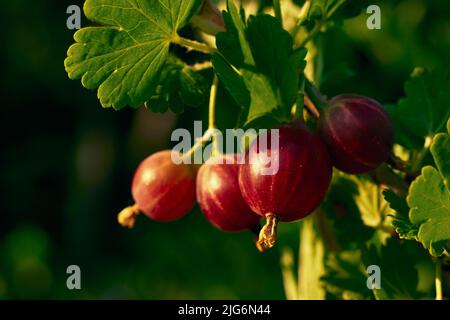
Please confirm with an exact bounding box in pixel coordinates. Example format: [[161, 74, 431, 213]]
[[0, 0, 448, 299]]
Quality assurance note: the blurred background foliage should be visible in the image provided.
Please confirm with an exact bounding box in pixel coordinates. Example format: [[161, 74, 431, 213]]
[[0, 0, 449, 299]]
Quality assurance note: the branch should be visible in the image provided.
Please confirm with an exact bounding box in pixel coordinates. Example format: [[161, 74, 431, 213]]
[[172, 34, 216, 54], [273, 0, 284, 26]]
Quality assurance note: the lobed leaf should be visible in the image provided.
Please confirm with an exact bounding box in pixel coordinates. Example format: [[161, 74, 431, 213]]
[[408, 166, 450, 257], [391, 68, 450, 148], [65, 0, 203, 109], [213, 1, 305, 128]]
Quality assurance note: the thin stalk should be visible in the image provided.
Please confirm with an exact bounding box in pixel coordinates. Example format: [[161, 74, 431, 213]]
[[181, 75, 220, 161], [297, 20, 323, 48], [280, 248, 298, 300], [181, 130, 214, 161], [291, 1, 311, 39], [304, 94, 321, 119], [172, 34, 216, 54], [208, 75, 219, 131], [296, 0, 347, 48], [326, 0, 347, 19], [435, 260, 443, 300], [387, 153, 409, 173], [304, 78, 327, 117], [209, 75, 221, 156], [291, 78, 306, 120], [273, 0, 283, 26]]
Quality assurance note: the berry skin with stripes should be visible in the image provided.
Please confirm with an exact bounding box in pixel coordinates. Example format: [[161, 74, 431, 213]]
[[319, 95, 394, 174], [196, 154, 261, 232], [118, 150, 196, 228], [238, 123, 333, 251]]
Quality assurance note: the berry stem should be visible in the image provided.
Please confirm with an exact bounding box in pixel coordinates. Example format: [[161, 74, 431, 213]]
[[387, 153, 409, 173], [291, 78, 306, 121], [256, 214, 279, 252], [327, 0, 347, 18], [273, 0, 284, 26], [295, 0, 347, 48], [291, 1, 311, 39], [304, 94, 321, 119], [297, 19, 324, 49], [304, 78, 327, 118], [172, 34, 216, 54], [117, 203, 140, 228], [208, 75, 219, 131], [181, 129, 214, 161], [209, 75, 221, 156], [181, 75, 220, 162]]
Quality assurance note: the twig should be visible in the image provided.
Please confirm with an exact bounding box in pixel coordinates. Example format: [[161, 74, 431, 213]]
[[172, 34, 216, 54], [436, 259, 443, 300], [273, 0, 284, 26]]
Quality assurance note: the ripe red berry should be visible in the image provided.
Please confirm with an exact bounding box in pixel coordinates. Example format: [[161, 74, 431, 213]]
[[319, 94, 394, 174], [197, 154, 260, 232], [118, 150, 196, 227], [239, 123, 332, 251]]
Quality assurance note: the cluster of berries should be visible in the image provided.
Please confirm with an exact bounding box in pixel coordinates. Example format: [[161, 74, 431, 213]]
[[118, 95, 393, 251]]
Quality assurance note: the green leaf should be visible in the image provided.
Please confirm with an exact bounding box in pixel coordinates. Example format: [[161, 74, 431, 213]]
[[408, 166, 450, 257], [246, 14, 298, 108], [214, 4, 303, 127], [383, 189, 418, 240], [145, 56, 208, 113], [306, 0, 369, 23], [65, 0, 202, 109], [352, 176, 391, 229], [215, 11, 245, 68], [323, 236, 435, 300], [241, 70, 281, 125], [322, 250, 373, 300], [392, 68, 450, 148], [430, 118, 450, 185], [179, 68, 209, 108], [291, 47, 308, 70], [386, 121, 450, 256], [223, 0, 254, 66], [362, 239, 433, 299], [321, 63, 355, 91], [322, 176, 374, 249], [407, 118, 450, 257], [211, 54, 250, 107]]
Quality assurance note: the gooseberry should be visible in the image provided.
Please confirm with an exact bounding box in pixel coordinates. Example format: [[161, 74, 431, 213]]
[[118, 150, 196, 227], [197, 154, 261, 232], [319, 94, 394, 174], [239, 123, 332, 251]]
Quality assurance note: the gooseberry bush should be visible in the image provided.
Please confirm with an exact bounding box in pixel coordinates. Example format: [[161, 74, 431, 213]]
[[65, 0, 450, 300]]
